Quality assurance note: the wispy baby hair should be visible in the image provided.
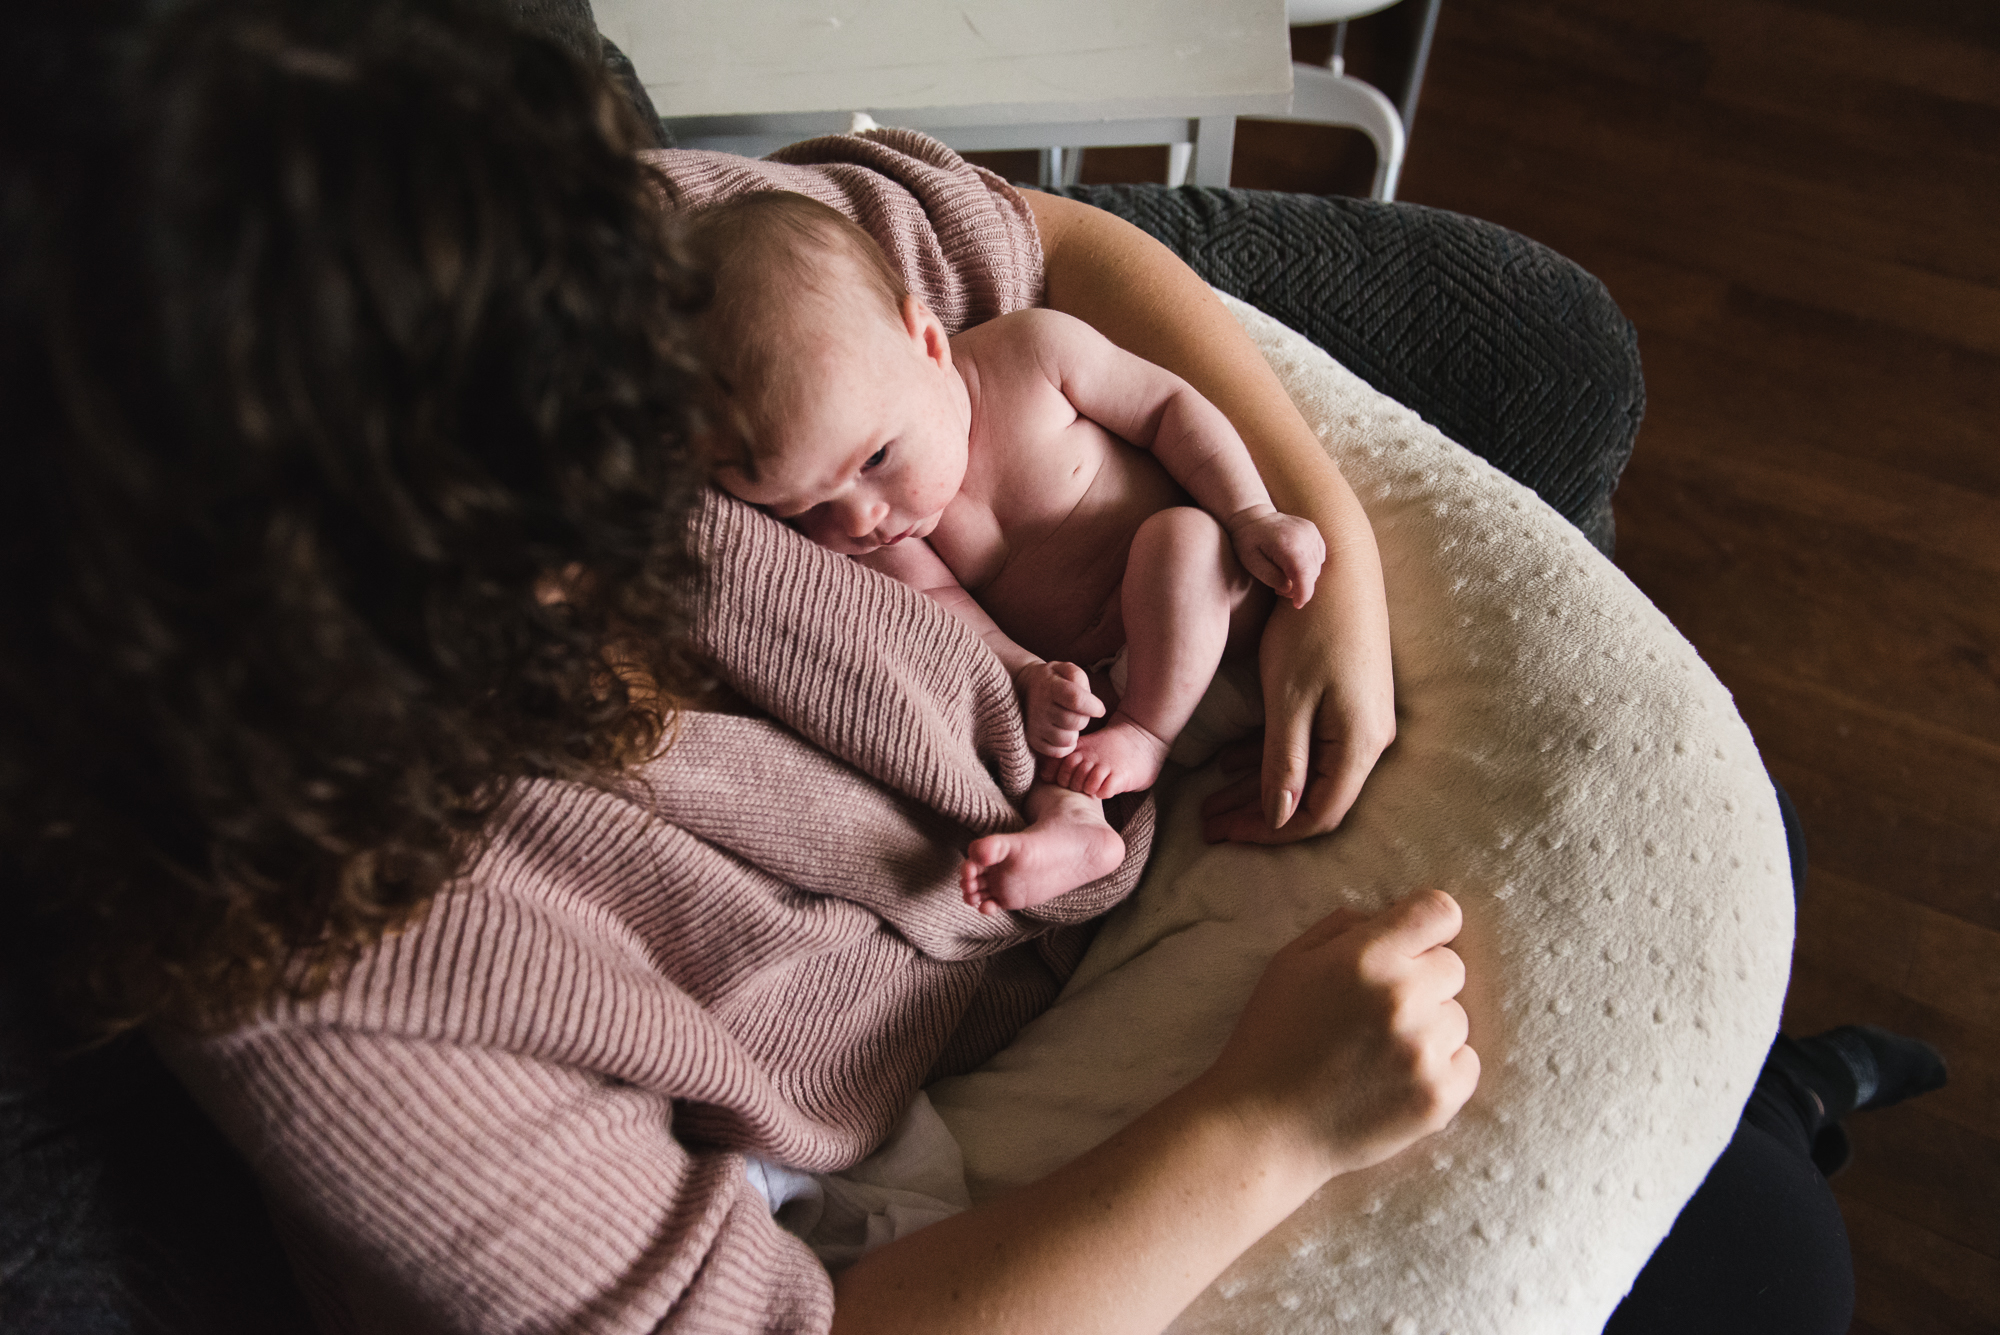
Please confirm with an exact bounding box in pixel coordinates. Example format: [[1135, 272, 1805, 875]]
[[682, 191, 911, 465]]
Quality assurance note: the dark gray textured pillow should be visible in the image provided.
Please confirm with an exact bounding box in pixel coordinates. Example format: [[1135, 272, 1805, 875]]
[[1055, 185, 1644, 556]]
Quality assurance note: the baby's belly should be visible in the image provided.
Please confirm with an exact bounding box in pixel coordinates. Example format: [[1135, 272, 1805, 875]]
[[977, 441, 1187, 665], [980, 531, 1131, 666]]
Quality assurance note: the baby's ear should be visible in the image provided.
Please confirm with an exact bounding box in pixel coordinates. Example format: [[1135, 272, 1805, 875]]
[[902, 294, 952, 369]]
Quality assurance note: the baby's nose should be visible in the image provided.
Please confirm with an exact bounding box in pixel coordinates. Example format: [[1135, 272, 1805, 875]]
[[841, 498, 886, 537]]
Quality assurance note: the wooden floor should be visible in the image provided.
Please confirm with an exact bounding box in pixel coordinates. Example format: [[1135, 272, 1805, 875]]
[[1050, 2, 2000, 1329]]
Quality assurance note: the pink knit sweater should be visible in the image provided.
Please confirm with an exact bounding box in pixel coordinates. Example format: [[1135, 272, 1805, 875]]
[[159, 137, 1154, 1334], [646, 128, 1044, 334]]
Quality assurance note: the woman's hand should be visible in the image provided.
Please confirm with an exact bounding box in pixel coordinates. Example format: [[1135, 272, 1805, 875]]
[[1200, 887, 1480, 1178], [1200, 517, 1397, 842], [1024, 189, 1398, 843], [831, 887, 1477, 1334]]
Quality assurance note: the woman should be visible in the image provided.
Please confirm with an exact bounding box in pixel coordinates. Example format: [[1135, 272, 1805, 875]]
[[0, 1, 1930, 1332], [3, 2, 1462, 1329]]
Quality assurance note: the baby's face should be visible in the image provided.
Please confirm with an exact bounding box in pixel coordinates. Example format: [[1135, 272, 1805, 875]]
[[721, 296, 970, 557]]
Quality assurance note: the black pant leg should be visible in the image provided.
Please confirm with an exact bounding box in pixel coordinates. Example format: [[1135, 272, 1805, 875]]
[[1603, 1119, 1854, 1335]]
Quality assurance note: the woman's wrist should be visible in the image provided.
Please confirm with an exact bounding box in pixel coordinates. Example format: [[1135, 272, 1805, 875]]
[[1177, 1066, 1342, 1195], [832, 1065, 1329, 1335]]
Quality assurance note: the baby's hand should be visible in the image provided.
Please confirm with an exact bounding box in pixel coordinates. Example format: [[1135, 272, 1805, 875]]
[[1227, 508, 1327, 610], [1014, 660, 1106, 759]]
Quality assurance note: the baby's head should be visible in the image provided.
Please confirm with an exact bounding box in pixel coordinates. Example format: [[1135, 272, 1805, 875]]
[[685, 192, 971, 556]]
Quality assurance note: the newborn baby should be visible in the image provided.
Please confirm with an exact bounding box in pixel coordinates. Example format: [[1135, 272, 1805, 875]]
[[690, 193, 1324, 911]]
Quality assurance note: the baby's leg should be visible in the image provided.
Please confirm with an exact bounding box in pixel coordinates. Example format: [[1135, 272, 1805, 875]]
[[961, 783, 1124, 914], [1054, 507, 1250, 798]]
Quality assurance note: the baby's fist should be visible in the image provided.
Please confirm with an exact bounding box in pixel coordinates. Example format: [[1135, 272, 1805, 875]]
[[1230, 510, 1327, 609], [1014, 660, 1106, 758]]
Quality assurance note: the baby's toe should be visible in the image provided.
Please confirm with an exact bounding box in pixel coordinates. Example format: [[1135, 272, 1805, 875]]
[[965, 836, 1010, 873]]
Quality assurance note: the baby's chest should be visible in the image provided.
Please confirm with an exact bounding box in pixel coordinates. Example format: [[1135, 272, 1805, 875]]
[[943, 419, 1187, 654]]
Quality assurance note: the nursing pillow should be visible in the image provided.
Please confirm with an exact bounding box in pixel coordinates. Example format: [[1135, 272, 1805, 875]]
[[925, 293, 1795, 1334]]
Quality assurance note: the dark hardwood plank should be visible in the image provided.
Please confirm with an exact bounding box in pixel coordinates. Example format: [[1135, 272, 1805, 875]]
[[1617, 315, 2000, 506], [1610, 459, 2000, 755], [1908, 908, 2000, 1031], [1836, 1104, 2000, 1258], [1843, 1195, 2000, 1334], [1398, 131, 2000, 355], [1785, 959, 2000, 1144], [1275, 0, 2000, 1325], [1793, 869, 1925, 998], [1775, 768, 2000, 944]]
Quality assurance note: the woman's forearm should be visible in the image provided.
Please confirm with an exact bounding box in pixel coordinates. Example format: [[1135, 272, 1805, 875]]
[[830, 1074, 1320, 1335], [832, 888, 1477, 1333], [1022, 189, 1357, 542], [1024, 188, 1398, 836]]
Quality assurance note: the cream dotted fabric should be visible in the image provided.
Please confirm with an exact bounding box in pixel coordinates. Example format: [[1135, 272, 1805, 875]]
[[926, 293, 1795, 1334]]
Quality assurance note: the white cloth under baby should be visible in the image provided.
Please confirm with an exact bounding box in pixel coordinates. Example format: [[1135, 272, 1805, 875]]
[[744, 1091, 972, 1273]]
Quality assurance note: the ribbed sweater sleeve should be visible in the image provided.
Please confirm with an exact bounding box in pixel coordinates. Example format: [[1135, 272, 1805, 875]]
[[185, 1027, 826, 1334], [157, 494, 1155, 1334]]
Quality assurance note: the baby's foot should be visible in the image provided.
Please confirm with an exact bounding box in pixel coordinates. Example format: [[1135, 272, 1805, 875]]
[[1051, 715, 1170, 798], [962, 813, 1125, 914]]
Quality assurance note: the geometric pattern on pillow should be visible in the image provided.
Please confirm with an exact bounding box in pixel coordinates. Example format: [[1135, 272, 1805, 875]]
[[927, 292, 1795, 1335]]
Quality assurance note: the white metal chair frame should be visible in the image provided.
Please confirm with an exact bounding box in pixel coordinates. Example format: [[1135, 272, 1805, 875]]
[[655, 1, 1439, 200], [1046, 0, 1439, 198]]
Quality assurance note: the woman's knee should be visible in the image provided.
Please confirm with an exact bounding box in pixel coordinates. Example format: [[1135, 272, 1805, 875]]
[[1606, 1121, 1853, 1335]]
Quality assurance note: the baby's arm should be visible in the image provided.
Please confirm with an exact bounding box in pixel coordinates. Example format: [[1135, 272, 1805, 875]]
[[860, 540, 1104, 758], [1023, 309, 1326, 609]]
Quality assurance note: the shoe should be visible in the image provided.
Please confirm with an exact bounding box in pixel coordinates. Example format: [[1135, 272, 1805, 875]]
[[1769, 1025, 1947, 1177]]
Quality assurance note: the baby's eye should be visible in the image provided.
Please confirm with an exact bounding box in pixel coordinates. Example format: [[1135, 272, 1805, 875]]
[[862, 446, 889, 471]]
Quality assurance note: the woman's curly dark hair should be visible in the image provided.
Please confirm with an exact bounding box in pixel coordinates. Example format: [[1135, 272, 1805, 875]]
[[0, 0, 713, 1034]]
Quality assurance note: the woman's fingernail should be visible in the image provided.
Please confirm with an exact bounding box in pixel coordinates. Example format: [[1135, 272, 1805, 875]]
[[1268, 790, 1297, 829]]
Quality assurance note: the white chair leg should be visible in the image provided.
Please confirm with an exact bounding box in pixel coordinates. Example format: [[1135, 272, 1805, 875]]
[[1166, 141, 1194, 187], [1038, 147, 1063, 189], [1192, 115, 1236, 188], [1283, 61, 1408, 201], [1372, 137, 1405, 201]]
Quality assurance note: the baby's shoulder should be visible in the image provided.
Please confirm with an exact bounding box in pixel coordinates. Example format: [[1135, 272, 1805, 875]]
[[956, 306, 1100, 362], [957, 310, 1112, 418]]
